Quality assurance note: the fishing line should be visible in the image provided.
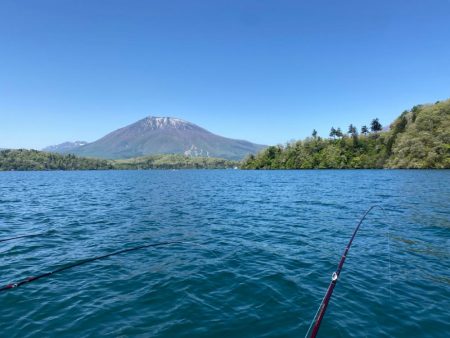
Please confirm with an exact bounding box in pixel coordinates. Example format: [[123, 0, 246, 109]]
[[304, 205, 391, 338], [377, 206, 392, 300], [0, 240, 184, 292], [361, 205, 392, 300], [304, 287, 327, 338]]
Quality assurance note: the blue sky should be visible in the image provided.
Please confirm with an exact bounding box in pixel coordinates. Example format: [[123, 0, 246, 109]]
[[1, 0, 449, 149]]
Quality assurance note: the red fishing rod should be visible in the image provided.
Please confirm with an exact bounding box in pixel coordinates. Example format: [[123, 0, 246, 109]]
[[305, 205, 385, 338], [0, 240, 183, 292], [0, 232, 45, 243]]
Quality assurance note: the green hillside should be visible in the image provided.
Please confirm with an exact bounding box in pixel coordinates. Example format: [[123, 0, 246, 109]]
[[242, 99, 450, 169], [386, 100, 450, 168]]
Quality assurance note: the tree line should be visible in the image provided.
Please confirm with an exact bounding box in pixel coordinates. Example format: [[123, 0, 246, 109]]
[[325, 118, 382, 140]]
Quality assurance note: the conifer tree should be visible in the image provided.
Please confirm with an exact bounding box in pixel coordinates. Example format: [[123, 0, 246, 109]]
[[370, 118, 382, 132], [329, 127, 337, 139]]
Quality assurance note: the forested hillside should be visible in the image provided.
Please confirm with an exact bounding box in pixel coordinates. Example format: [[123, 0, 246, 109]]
[[0, 150, 238, 170], [242, 99, 450, 169], [113, 154, 238, 169], [386, 100, 449, 168], [0, 149, 112, 171]]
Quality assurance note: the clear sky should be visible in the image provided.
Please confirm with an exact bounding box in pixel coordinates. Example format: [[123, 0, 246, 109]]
[[1, 0, 449, 149]]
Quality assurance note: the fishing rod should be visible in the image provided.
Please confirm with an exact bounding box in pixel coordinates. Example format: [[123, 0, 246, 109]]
[[305, 205, 385, 338], [0, 240, 183, 292], [0, 233, 46, 243]]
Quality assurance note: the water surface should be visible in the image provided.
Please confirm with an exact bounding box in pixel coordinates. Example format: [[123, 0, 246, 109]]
[[0, 170, 449, 337]]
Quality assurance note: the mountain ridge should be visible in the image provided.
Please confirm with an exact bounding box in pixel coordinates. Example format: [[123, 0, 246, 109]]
[[47, 116, 266, 160], [42, 141, 88, 153]]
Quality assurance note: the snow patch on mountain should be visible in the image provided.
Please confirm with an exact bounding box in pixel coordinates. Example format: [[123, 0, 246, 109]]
[[143, 117, 194, 130]]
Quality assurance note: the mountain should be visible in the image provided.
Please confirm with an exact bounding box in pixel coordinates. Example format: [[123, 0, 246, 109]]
[[42, 141, 88, 153], [69, 117, 265, 160]]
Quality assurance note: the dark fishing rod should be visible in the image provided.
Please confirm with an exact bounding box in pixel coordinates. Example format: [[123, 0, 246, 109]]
[[0, 240, 182, 292], [0, 233, 46, 243], [305, 205, 385, 338]]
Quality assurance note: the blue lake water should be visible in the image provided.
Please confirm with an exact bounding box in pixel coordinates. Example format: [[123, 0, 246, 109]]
[[0, 170, 449, 337]]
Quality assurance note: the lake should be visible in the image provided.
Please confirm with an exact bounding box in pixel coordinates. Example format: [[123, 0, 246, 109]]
[[0, 170, 449, 337]]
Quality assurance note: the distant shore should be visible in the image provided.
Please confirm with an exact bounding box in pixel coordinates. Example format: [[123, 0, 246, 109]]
[[0, 149, 239, 171]]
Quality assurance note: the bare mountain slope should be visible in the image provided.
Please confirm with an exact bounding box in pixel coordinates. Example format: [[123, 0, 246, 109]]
[[70, 117, 265, 160]]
